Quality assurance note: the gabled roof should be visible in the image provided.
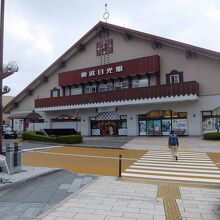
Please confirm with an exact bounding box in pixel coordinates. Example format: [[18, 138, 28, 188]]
[[4, 21, 220, 113]]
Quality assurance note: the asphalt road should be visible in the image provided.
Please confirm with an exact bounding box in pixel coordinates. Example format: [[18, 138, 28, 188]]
[[3, 136, 135, 152]]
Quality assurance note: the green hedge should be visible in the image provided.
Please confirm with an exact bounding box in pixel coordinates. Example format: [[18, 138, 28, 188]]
[[203, 132, 220, 140], [22, 131, 83, 144]]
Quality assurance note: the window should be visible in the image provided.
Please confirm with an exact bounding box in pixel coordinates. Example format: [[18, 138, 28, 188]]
[[170, 74, 180, 84], [132, 77, 148, 88], [51, 88, 60, 97], [166, 70, 183, 84], [85, 84, 97, 93], [71, 86, 82, 95], [114, 80, 129, 90], [52, 90, 59, 97], [99, 82, 113, 92], [64, 87, 71, 96]]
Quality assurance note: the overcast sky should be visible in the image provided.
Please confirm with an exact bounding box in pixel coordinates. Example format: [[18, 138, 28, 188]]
[[3, 0, 220, 96]]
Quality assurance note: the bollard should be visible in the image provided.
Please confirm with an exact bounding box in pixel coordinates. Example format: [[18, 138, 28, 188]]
[[14, 142, 22, 172], [6, 143, 15, 173], [118, 154, 122, 177], [5, 142, 22, 174]]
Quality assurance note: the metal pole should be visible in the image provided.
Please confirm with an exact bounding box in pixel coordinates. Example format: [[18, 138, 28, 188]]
[[118, 154, 122, 177], [0, 0, 5, 155], [76, 109, 79, 133], [32, 109, 35, 131]]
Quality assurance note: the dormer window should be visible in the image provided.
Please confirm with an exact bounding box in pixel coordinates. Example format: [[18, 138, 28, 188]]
[[166, 70, 183, 84], [170, 74, 180, 84]]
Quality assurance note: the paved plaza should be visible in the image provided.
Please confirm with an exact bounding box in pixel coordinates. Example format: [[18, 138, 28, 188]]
[[36, 176, 220, 220]]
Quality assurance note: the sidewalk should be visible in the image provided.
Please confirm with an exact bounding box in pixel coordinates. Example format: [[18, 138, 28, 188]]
[[36, 176, 220, 220], [36, 176, 165, 220]]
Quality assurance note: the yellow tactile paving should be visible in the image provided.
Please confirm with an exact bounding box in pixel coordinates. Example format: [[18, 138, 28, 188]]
[[158, 184, 182, 220], [157, 184, 181, 199], [163, 197, 182, 220]]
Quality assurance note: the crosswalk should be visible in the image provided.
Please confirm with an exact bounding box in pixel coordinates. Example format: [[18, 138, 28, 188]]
[[122, 151, 220, 184]]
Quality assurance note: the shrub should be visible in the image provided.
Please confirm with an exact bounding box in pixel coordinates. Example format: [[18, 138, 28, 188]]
[[203, 132, 220, 140], [22, 131, 83, 144], [55, 135, 83, 144]]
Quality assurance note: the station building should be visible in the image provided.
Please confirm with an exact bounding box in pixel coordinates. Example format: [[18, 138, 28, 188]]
[[4, 22, 220, 136]]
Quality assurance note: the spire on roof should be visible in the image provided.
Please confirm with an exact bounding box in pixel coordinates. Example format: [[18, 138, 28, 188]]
[[103, 3, 110, 23]]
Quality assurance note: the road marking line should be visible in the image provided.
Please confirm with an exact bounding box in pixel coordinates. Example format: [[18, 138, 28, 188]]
[[134, 162, 219, 169], [122, 173, 220, 183], [145, 152, 207, 155], [142, 155, 211, 160], [130, 165, 220, 173], [23, 150, 141, 161], [125, 169, 220, 178], [137, 159, 216, 166], [141, 157, 212, 161]]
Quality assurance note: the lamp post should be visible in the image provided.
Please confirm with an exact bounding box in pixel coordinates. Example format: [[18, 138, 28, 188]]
[[0, 0, 19, 155]]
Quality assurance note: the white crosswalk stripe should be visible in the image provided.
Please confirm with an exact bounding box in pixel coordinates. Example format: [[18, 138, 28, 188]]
[[122, 150, 220, 184]]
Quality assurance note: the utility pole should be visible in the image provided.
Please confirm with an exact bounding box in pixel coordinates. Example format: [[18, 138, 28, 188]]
[[0, 0, 5, 155], [0, 0, 19, 155]]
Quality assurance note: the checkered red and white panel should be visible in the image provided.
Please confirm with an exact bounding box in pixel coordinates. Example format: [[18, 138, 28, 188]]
[[91, 129, 100, 136], [118, 128, 127, 136], [95, 112, 120, 121]]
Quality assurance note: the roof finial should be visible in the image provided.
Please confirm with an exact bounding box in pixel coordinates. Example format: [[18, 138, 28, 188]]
[[103, 3, 109, 23]]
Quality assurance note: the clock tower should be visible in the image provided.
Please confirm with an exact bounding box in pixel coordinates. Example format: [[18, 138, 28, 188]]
[[96, 27, 113, 65], [96, 39, 113, 56]]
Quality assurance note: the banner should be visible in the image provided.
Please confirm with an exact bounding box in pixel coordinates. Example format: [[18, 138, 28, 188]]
[[162, 119, 172, 135], [203, 117, 220, 133], [172, 119, 188, 135], [139, 121, 146, 135], [96, 106, 117, 113]]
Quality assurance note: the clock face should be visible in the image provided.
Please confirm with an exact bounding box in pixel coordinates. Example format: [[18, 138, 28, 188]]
[[96, 39, 113, 56]]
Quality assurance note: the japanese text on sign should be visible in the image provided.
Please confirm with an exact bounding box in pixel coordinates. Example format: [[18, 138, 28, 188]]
[[81, 65, 123, 78]]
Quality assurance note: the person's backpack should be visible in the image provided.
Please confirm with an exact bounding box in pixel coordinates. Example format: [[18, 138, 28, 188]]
[[170, 135, 177, 146]]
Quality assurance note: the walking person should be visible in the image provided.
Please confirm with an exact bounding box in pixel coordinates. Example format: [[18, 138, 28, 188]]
[[168, 130, 179, 161]]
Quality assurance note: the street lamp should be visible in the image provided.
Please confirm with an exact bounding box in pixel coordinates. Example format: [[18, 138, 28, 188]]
[[0, 0, 19, 155], [0, 61, 19, 155]]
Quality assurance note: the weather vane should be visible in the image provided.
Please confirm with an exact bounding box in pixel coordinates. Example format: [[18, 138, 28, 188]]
[[103, 3, 110, 23]]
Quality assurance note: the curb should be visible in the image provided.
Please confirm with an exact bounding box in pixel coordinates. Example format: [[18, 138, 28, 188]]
[[0, 168, 62, 191]]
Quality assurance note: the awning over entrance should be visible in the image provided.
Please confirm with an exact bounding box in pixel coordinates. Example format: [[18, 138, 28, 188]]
[[9, 112, 42, 119]]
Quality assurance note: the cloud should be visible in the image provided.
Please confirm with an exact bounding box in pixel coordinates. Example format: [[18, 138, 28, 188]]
[[206, 8, 220, 22], [34, 33, 53, 53], [6, 14, 33, 41], [5, 13, 53, 56]]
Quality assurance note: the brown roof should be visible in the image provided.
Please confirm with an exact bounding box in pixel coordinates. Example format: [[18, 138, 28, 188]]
[[4, 21, 220, 113]]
